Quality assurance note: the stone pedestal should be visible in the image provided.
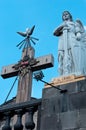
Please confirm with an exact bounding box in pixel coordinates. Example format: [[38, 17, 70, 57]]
[[39, 76, 86, 130]]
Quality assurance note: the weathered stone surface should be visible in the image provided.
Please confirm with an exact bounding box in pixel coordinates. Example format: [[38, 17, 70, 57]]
[[40, 114, 62, 130], [60, 111, 78, 129], [1, 54, 54, 79], [45, 75, 86, 88], [39, 78, 86, 130]]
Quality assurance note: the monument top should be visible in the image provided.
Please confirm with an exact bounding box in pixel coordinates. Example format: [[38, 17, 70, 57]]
[[16, 25, 39, 51]]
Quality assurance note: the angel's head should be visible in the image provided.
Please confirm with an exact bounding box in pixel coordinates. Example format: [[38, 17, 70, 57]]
[[62, 11, 73, 21]]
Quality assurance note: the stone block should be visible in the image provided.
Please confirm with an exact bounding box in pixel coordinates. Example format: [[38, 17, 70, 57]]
[[39, 78, 86, 130]]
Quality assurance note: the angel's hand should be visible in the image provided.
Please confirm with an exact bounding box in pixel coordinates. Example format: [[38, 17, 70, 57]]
[[63, 26, 70, 31], [76, 32, 82, 41]]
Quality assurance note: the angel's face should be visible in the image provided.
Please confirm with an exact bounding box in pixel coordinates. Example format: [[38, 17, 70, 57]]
[[62, 11, 71, 21]]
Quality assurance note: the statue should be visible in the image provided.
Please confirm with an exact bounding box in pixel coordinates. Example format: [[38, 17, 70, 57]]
[[53, 11, 86, 76]]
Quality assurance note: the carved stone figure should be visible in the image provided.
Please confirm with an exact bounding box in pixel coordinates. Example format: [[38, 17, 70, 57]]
[[53, 11, 86, 76]]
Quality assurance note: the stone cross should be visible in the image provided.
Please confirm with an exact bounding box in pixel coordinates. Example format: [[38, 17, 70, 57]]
[[1, 25, 54, 130], [1, 46, 54, 130], [1, 46, 54, 103]]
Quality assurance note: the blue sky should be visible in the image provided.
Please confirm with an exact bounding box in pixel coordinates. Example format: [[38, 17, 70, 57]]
[[0, 0, 86, 104]]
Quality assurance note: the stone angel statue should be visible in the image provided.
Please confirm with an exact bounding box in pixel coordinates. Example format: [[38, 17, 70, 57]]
[[53, 11, 86, 76]]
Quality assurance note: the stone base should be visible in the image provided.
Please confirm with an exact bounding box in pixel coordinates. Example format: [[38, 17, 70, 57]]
[[45, 74, 86, 88], [39, 77, 86, 130]]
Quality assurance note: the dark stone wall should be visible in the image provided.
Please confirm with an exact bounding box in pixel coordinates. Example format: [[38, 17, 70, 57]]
[[39, 80, 86, 130], [1, 80, 86, 130]]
